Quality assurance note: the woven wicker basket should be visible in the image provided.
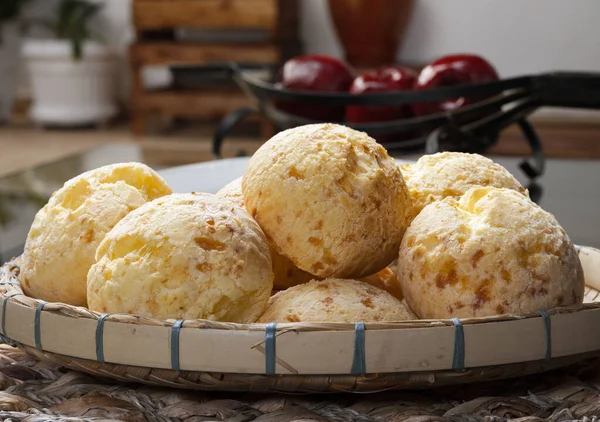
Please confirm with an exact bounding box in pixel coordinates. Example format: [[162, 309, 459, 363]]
[[0, 246, 598, 393]]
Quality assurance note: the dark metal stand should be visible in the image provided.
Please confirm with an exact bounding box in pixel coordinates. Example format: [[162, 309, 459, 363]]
[[210, 64, 600, 200]]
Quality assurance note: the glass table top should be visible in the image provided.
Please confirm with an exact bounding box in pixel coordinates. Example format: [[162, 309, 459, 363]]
[[1, 143, 599, 263]]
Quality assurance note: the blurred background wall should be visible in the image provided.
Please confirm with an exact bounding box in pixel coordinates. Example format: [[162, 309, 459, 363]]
[[303, 0, 600, 76], [16, 0, 600, 119]]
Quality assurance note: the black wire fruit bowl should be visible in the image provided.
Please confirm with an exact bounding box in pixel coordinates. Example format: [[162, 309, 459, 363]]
[[209, 62, 600, 198]]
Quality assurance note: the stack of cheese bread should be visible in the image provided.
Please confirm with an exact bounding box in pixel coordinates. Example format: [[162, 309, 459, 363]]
[[19, 123, 584, 323]]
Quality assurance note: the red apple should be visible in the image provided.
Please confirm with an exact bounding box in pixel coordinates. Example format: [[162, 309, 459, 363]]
[[346, 66, 417, 123], [346, 66, 418, 143], [412, 54, 499, 117], [274, 54, 355, 121]]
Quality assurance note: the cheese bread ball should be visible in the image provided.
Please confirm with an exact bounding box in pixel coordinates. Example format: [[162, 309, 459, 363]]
[[398, 187, 584, 319], [217, 177, 314, 289], [20, 163, 171, 306], [87, 193, 273, 322], [402, 299, 419, 319], [257, 278, 412, 323], [400, 152, 527, 215], [243, 123, 413, 279], [360, 267, 403, 300], [215, 177, 245, 207]]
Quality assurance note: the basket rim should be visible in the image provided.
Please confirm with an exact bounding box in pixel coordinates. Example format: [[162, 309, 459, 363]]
[[15, 342, 600, 393], [1, 245, 599, 381], [1, 250, 599, 331]]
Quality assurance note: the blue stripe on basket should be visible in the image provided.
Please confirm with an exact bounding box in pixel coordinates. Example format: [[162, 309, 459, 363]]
[[265, 322, 277, 375], [452, 318, 465, 370], [539, 309, 552, 360], [171, 320, 184, 371], [95, 313, 110, 362], [0, 282, 19, 286], [34, 301, 46, 350], [351, 322, 366, 375], [1, 293, 23, 337]]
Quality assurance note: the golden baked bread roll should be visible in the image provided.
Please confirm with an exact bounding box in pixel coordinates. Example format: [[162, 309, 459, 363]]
[[20, 163, 172, 306], [216, 177, 313, 289], [359, 267, 403, 300], [243, 123, 413, 279], [401, 299, 419, 319], [215, 177, 245, 207], [257, 278, 412, 323], [87, 193, 273, 322], [400, 152, 527, 215], [398, 187, 584, 319]]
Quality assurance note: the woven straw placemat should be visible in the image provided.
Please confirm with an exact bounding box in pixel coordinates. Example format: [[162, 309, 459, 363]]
[[0, 344, 599, 421]]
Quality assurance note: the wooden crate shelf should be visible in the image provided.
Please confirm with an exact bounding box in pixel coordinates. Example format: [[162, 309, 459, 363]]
[[130, 43, 280, 66], [136, 89, 253, 117], [129, 0, 301, 138], [133, 0, 278, 31]]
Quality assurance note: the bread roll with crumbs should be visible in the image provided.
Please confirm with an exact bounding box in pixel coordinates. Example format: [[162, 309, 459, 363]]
[[258, 278, 412, 323], [87, 193, 273, 322], [398, 187, 584, 319], [243, 123, 413, 279], [400, 152, 527, 215], [20, 163, 171, 306]]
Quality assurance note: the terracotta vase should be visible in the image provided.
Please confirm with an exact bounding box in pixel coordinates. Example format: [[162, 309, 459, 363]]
[[327, 0, 413, 68]]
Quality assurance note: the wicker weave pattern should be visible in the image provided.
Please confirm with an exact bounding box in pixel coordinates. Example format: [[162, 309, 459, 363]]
[[1, 344, 600, 421]]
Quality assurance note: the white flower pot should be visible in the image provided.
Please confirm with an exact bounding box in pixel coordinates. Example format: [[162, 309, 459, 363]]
[[22, 39, 119, 126], [0, 23, 21, 124]]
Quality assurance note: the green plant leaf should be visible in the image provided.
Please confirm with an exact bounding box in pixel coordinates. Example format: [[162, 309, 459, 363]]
[[55, 0, 104, 60], [72, 37, 82, 60]]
